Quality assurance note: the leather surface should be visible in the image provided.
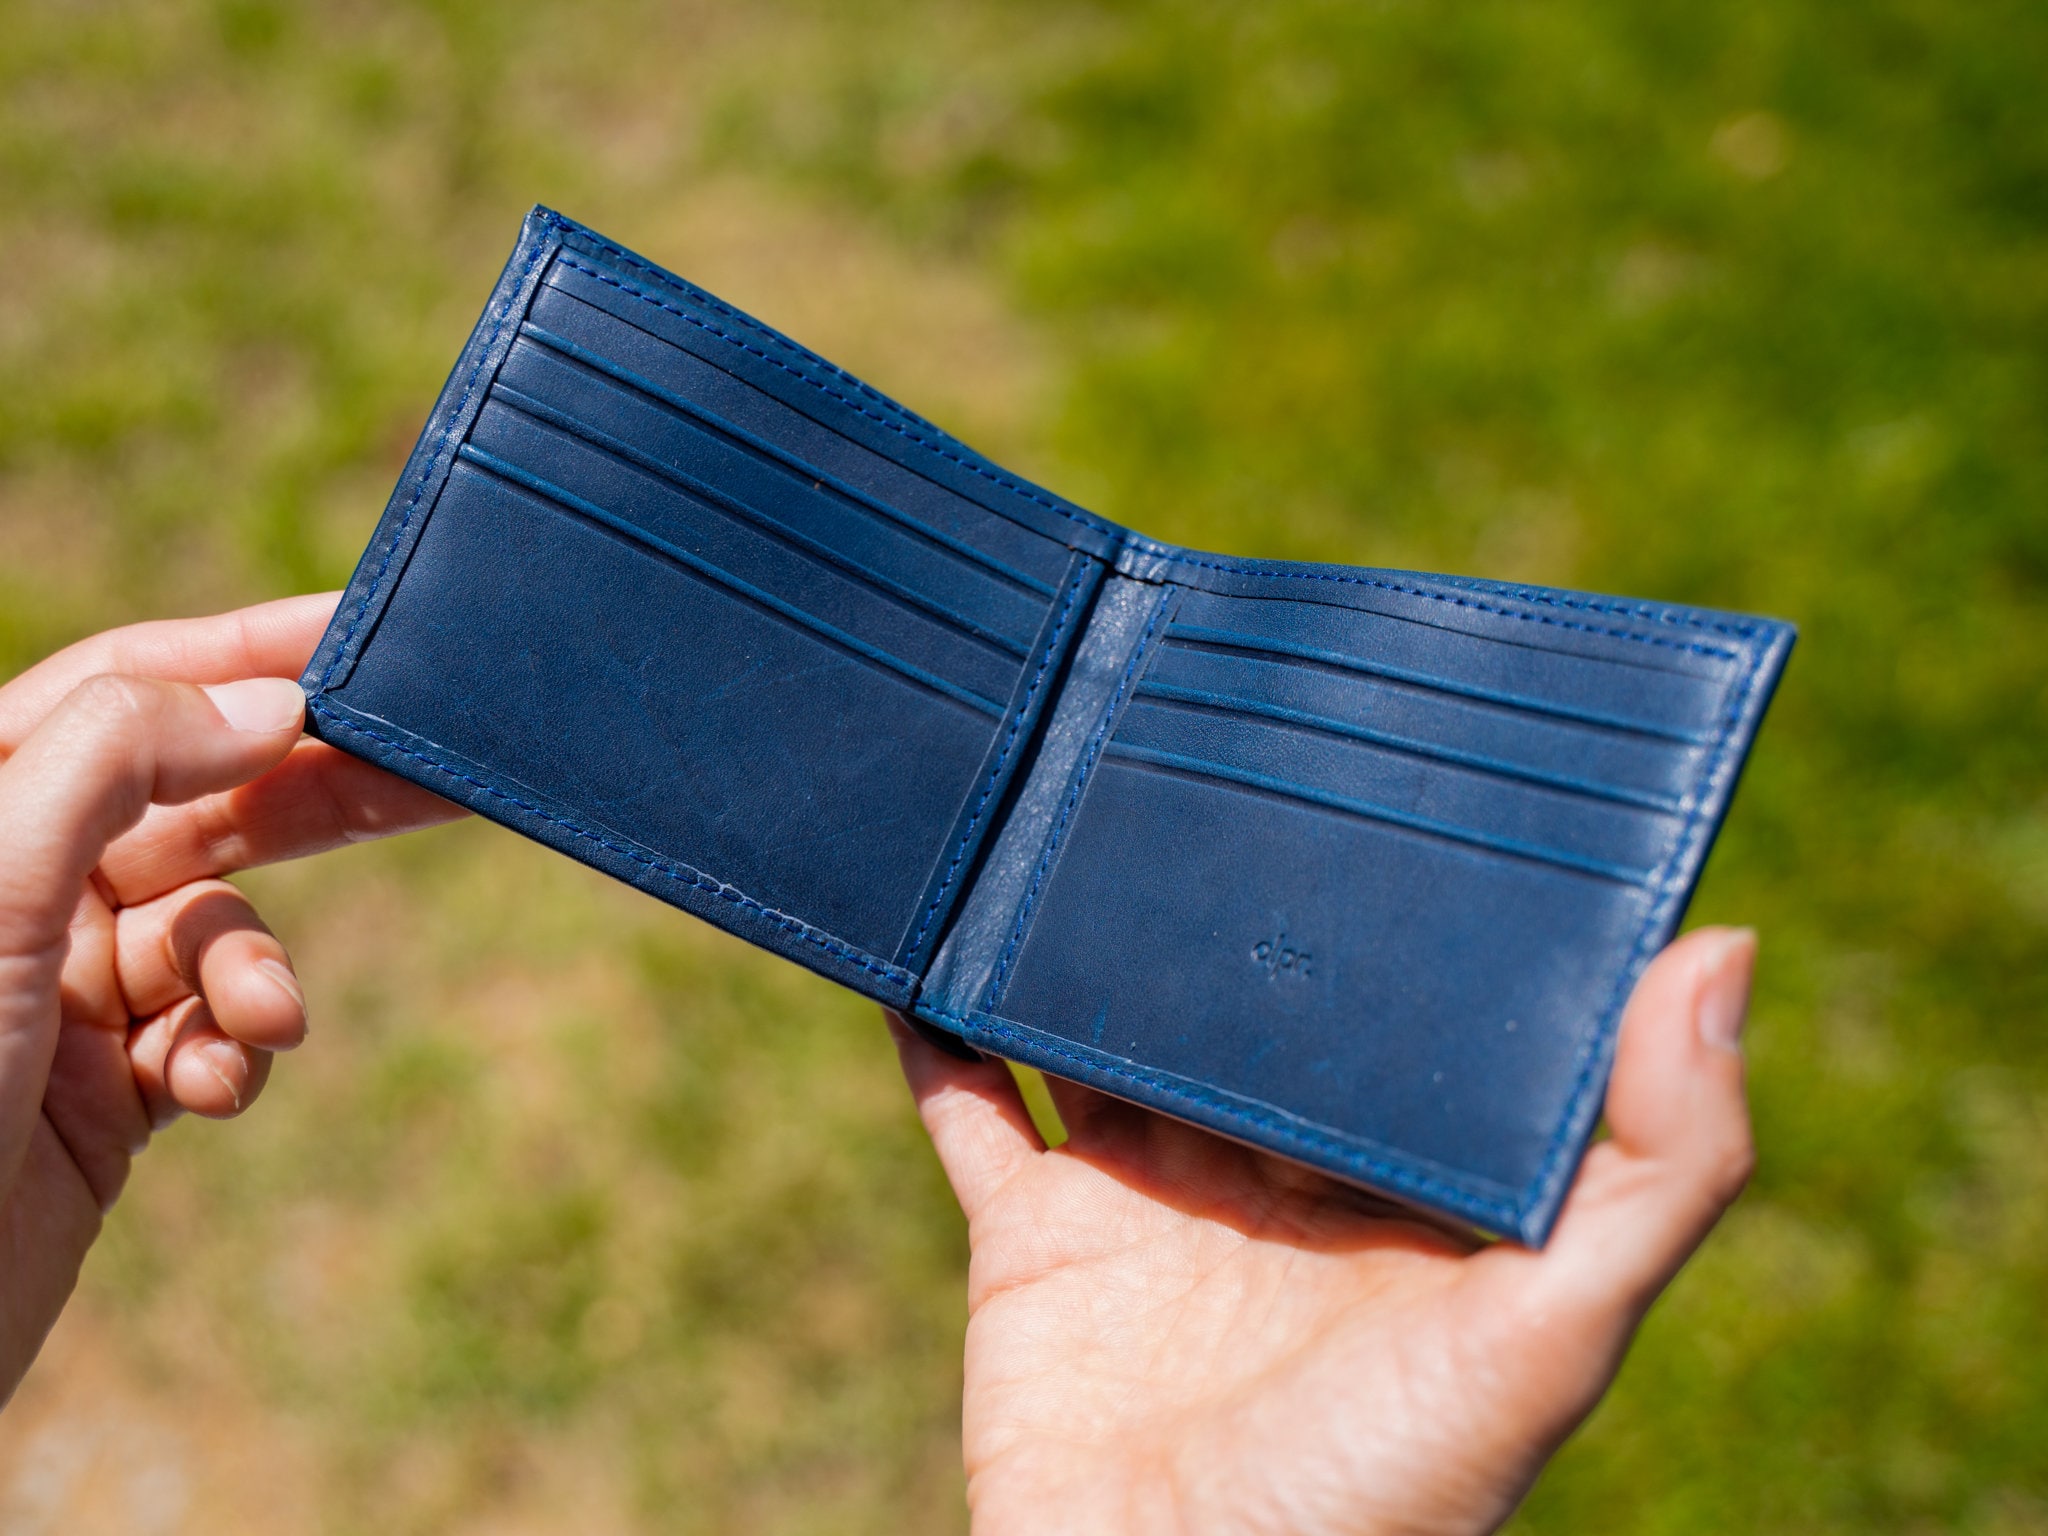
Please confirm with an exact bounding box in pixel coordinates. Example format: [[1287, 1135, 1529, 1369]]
[[304, 208, 1794, 1243]]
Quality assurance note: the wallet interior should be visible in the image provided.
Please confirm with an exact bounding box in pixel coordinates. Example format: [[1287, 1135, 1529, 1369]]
[[304, 209, 1791, 1241]]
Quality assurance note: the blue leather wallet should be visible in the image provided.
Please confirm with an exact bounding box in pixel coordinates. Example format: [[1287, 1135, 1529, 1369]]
[[302, 208, 1792, 1243]]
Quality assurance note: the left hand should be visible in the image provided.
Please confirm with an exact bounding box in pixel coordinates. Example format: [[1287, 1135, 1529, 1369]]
[[0, 596, 462, 1402]]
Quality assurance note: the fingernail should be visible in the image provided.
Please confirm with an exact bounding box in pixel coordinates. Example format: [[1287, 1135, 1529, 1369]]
[[255, 958, 309, 1042], [202, 677, 304, 734], [255, 957, 305, 1012], [1697, 929, 1757, 1054], [200, 1039, 246, 1110]]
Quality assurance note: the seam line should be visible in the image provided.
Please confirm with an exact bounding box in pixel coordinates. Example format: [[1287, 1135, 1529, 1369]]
[[318, 226, 552, 690], [1163, 555, 1742, 658], [559, 224, 945, 431], [920, 1006, 1519, 1222], [1515, 637, 1766, 1221], [559, 236, 1750, 660], [311, 704, 913, 990], [986, 591, 1171, 1007], [551, 254, 1120, 537], [488, 383, 1031, 659], [903, 561, 1093, 964]]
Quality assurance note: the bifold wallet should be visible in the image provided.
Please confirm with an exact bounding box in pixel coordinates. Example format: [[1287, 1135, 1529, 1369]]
[[302, 207, 1793, 1243]]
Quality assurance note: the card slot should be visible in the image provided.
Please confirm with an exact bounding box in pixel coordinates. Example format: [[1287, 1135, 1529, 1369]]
[[530, 280, 1076, 588], [507, 324, 1057, 627], [490, 368, 1035, 659], [466, 402, 1023, 708], [1166, 623, 1709, 745], [327, 462, 1004, 961], [454, 449, 1007, 718], [984, 757, 1655, 1196], [1101, 741, 1653, 886], [1138, 652, 1690, 814], [542, 251, 1118, 560], [1110, 698, 1671, 884], [559, 231, 948, 438], [1172, 589, 1730, 742]]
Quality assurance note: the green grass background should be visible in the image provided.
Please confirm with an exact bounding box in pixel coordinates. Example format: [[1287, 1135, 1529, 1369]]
[[2, 1, 2045, 1530]]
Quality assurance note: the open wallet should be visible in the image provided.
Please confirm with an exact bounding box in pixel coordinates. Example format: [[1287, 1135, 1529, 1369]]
[[302, 208, 1794, 1244]]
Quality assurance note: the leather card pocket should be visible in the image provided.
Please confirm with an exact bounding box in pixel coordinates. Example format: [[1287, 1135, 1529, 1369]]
[[984, 581, 1752, 1203], [325, 457, 1023, 961], [315, 231, 1105, 970], [531, 272, 1078, 583]]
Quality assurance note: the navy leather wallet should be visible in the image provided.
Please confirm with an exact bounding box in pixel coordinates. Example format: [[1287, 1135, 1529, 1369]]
[[302, 208, 1792, 1243]]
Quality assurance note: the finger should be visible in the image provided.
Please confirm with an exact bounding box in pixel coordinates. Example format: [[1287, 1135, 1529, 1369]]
[[126, 995, 196, 1131], [1038, 1072, 1144, 1151], [44, 998, 149, 1210], [115, 880, 307, 1051], [0, 675, 304, 1192], [165, 1007, 273, 1120], [0, 593, 336, 756], [1471, 927, 1757, 1341], [0, 675, 305, 951], [127, 997, 273, 1124], [59, 882, 125, 1033], [99, 738, 465, 906], [885, 1009, 1044, 1222]]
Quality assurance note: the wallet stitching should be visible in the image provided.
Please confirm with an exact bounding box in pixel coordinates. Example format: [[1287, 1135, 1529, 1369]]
[[985, 591, 1172, 1007], [319, 229, 553, 693], [559, 225, 943, 432], [312, 206, 1786, 1239], [549, 213, 1763, 650], [551, 255, 1122, 538], [921, 1006, 1520, 1222], [554, 246, 1753, 659], [903, 561, 1095, 965], [1412, 576, 1765, 639], [309, 704, 915, 992], [954, 635, 1770, 1234], [1517, 643, 1767, 1221], [1158, 553, 1743, 659]]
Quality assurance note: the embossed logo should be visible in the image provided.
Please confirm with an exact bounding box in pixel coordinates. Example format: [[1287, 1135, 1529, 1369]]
[[1251, 932, 1314, 980]]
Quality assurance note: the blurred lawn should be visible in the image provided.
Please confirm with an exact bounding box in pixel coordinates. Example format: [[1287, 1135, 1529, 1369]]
[[1, 1, 2045, 1532]]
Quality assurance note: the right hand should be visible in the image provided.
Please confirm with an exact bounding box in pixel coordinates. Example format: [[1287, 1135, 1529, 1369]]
[[890, 927, 1759, 1535]]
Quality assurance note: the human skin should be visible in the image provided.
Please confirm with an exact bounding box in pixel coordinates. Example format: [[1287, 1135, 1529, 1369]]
[[887, 928, 1756, 1535], [0, 595, 459, 1400], [2, 598, 1755, 1536]]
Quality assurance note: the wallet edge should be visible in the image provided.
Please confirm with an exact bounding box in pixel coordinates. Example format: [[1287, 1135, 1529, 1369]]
[[299, 204, 1803, 1247]]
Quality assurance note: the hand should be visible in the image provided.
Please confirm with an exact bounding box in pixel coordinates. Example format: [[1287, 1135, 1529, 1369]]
[[0, 597, 462, 1402], [889, 926, 1757, 1535]]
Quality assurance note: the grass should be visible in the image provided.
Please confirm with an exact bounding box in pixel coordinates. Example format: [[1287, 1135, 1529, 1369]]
[[1, 0, 2045, 1530]]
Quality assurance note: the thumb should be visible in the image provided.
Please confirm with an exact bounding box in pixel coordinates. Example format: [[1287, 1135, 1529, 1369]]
[[0, 673, 304, 1197], [1468, 927, 1757, 1357], [0, 675, 306, 950]]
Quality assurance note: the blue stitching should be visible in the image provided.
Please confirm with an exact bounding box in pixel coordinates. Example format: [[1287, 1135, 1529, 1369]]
[[945, 620, 1773, 1235], [319, 230, 553, 692], [1468, 581, 1760, 639], [1159, 553, 1742, 659], [550, 255, 1121, 539], [311, 704, 914, 991], [554, 222, 1755, 658], [312, 209, 1769, 1232], [1515, 636, 1766, 1222], [901, 562, 1093, 965], [558, 224, 941, 431], [920, 1005, 1519, 1223], [985, 591, 1171, 1007]]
